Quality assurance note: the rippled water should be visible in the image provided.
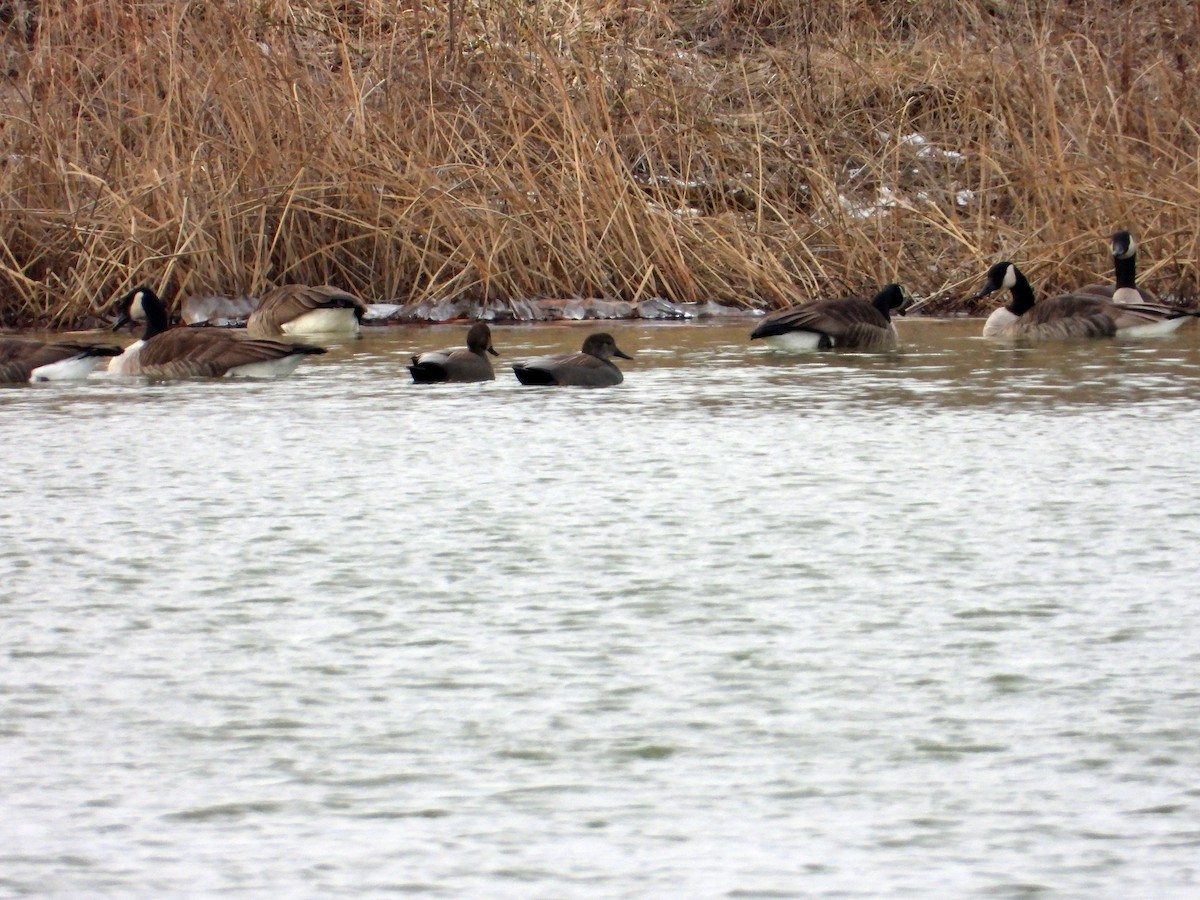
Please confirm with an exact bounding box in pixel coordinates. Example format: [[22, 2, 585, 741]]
[[3, 319, 1200, 897]]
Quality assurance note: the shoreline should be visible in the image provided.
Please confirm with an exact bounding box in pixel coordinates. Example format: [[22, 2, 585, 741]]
[[3, 296, 985, 336], [4, 4, 1198, 328], [3, 311, 982, 340]]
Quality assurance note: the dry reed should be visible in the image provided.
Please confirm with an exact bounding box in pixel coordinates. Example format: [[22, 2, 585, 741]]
[[0, 0, 1198, 326]]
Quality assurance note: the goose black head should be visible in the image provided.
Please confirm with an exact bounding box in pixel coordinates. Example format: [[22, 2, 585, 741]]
[[111, 286, 154, 330], [111, 286, 169, 337], [1110, 230, 1136, 260], [973, 262, 1020, 300], [873, 283, 915, 316]]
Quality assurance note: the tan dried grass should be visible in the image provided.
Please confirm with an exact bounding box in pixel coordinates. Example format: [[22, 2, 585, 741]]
[[0, 0, 1197, 326]]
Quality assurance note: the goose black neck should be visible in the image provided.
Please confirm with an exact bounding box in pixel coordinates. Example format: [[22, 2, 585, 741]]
[[1006, 270, 1036, 316], [1112, 252, 1137, 290], [871, 287, 898, 320], [141, 294, 170, 340]]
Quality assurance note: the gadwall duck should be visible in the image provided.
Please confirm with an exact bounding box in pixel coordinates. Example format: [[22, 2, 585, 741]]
[[409, 323, 498, 383], [512, 332, 632, 387]]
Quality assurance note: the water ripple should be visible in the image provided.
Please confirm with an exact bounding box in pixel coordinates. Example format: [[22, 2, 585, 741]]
[[2, 321, 1200, 895]]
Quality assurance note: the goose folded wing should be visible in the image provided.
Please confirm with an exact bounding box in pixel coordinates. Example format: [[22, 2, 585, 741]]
[[1021, 295, 1117, 339], [281, 286, 366, 314], [1, 340, 101, 366], [1107, 302, 1189, 328], [751, 299, 887, 340], [250, 285, 366, 332], [136, 330, 302, 376], [0, 340, 118, 380]]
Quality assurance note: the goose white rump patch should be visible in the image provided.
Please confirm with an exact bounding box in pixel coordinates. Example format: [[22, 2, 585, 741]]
[[1118, 317, 1189, 338], [30, 355, 106, 382], [758, 330, 828, 352], [227, 356, 311, 378], [281, 308, 360, 336]]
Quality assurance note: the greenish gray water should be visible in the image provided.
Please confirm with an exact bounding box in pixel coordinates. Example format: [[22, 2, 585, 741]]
[[2, 319, 1199, 897]]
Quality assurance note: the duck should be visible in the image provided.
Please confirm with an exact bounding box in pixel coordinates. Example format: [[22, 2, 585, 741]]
[[0, 338, 122, 382], [975, 262, 1197, 341], [245, 284, 366, 337], [749, 283, 914, 351], [108, 286, 327, 377], [512, 333, 632, 387], [408, 323, 498, 383]]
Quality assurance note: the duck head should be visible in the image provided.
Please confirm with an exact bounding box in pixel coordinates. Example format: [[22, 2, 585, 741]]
[[466, 322, 499, 356], [581, 333, 632, 361]]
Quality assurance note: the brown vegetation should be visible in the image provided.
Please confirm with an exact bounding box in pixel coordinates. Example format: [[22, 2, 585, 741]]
[[0, 0, 1198, 326]]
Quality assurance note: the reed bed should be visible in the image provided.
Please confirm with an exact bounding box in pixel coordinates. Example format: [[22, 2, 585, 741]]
[[1, 0, 1198, 326]]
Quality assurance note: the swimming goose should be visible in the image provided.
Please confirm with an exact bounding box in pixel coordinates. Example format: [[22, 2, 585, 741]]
[[108, 286, 326, 377], [1077, 230, 1159, 306], [246, 284, 366, 337], [749, 283, 914, 351], [975, 262, 1197, 341], [0, 339, 122, 382], [409, 323, 498, 383], [512, 333, 632, 387]]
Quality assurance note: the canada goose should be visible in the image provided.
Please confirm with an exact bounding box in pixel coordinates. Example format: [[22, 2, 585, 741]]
[[749, 283, 914, 351], [0, 339, 122, 382], [975, 262, 1198, 341], [408, 323, 498, 383], [1079, 230, 1168, 310], [246, 284, 366, 337], [512, 333, 632, 387], [108, 286, 326, 377]]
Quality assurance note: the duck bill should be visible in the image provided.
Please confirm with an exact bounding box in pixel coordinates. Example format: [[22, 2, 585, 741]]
[[487, 347, 499, 356], [613, 348, 633, 360]]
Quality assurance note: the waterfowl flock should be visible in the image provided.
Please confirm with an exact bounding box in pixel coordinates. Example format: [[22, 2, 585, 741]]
[[974, 261, 1196, 341], [1, 231, 1195, 385], [107, 287, 328, 379], [977, 230, 1200, 342]]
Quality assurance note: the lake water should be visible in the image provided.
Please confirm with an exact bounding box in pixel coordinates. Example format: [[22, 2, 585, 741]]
[[2, 319, 1199, 897]]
